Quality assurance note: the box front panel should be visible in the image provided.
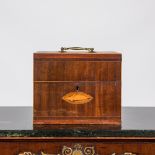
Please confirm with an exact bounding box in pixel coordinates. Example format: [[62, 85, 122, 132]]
[[34, 82, 121, 119], [34, 58, 121, 126]]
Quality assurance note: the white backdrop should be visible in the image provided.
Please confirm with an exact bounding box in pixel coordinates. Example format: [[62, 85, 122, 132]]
[[0, 0, 155, 106]]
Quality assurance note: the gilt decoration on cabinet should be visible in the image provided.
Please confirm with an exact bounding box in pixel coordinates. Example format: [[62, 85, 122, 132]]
[[18, 144, 136, 155], [18, 144, 97, 155]]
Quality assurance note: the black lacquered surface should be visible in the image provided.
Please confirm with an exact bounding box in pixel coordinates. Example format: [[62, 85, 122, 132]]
[[0, 107, 155, 137]]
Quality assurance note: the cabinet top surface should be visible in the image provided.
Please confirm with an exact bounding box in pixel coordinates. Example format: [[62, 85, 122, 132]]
[[34, 51, 122, 60], [0, 107, 155, 137]]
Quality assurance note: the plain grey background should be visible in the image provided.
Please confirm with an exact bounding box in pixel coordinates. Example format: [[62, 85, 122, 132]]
[[0, 0, 155, 107]]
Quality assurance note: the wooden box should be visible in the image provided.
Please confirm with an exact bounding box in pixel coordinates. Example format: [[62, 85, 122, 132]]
[[33, 48, 122, 129]]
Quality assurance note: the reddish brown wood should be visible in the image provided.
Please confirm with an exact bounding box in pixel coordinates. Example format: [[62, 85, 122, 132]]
[[34, 51, 122, 60], [34, 82, 121, 117], [33, 51, 122, 129], [33, 124, 121, 130], [34, 60, 121, 81], [0, 137, 155, 155]]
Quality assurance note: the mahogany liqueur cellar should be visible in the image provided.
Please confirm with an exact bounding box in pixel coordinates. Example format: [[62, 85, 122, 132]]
[[33, 47, 122, 129]]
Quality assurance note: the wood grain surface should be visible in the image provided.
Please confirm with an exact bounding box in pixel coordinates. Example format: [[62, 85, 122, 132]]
[[33, 52, 121, 129], [0, 137, 155, 155]]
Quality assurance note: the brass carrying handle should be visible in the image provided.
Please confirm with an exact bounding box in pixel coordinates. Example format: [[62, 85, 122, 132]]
[[60, 47, 95, 53]]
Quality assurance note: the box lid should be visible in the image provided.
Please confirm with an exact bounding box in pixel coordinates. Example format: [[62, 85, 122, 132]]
[[34, 51, 121, 61]]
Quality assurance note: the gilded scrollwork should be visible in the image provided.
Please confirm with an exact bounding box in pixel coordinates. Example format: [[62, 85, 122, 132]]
[[62, 144, 96, 155], [18, 151, 60, 155], [18, 145, 137, 155], [18, 144, 97, 155], [62, 146, 73, 155], [84, 147, 95, 155]]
